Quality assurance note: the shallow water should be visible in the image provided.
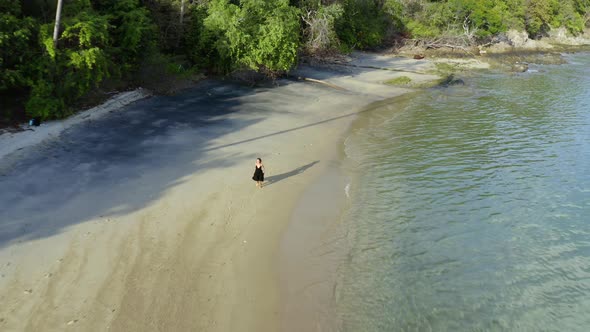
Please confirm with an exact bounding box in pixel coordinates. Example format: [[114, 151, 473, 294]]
[[338, 53, 590, 331]]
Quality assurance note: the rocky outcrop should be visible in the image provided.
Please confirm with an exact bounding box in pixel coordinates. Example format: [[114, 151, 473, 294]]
[[547, 27, 590, 46], [483, 30, 554, 53]]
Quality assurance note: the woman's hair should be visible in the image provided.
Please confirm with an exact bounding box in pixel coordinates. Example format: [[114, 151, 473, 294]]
[[256, 158, 262, 162]]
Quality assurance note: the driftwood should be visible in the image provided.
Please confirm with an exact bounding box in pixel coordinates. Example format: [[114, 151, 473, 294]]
[[408, 38, 470, 51], [289, 75, 348, 91]]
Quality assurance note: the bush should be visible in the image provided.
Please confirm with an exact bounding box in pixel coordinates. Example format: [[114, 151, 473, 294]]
[[524, 0, 559, 38], [335, 0, 387, 49], [184, 4, 214, 67], [301, 3, 343, 55], [449, 0, 509, 38], [26, 4, 112, 119], [100, 0, 155, 73], [0, 1, 38, 90], [403, 1, 452, 40], [204, 0, 301, 74]]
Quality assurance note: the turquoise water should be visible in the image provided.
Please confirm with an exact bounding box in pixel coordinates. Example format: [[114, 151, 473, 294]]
[[338, 53, 590, 331]]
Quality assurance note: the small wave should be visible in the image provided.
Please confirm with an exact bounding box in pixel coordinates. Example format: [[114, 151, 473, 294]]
[[345, 182, 351, 198]]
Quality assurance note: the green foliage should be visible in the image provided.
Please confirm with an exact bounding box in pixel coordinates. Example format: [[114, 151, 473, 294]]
[[402, 1, 452, 39], [385, 76, 412, 85], [382, 0, 405, 32], [551, 0, 587, 35], [0, 0, 38, 90], [449, 0, 509, 38], [4, 0, 590, 123], [25, 80, 65, 119], [406, 20, 440, 39], [501, 0, 526, 31], [184, 4, 213, 67], [433, 62, 461, 76], [398, 0, 587, 41], [335, 0, 387, 49], [301, 3, 344, 54], [100, 0, 155, 72], [204, 0, 301, 74], [247, 7, 300, 72], [27, 4, 113, 119], [524, 0, 559, 37]]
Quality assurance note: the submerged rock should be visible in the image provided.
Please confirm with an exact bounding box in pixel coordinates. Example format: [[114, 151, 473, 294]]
[[512, 62, 529, 72], [440, 74, 465, 86]]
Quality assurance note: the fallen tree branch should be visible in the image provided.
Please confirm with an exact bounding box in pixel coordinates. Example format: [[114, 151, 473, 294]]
[[286, 74, 348, 91], [299, 77, 347, 91]]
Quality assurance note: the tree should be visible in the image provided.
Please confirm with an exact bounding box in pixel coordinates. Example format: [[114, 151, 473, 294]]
[[524, 0, 558, 38], [180, 0, 186, 25], [52, 0, 64, 49], [204, 0, 301, 74], [301, 2, 343, 54], [0, 0, 38, 91], [27, 1, 112, 119], [335, 0, 389, 49]]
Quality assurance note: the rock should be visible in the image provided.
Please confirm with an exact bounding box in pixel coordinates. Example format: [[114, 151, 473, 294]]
[[512, 62, 529, 72], [506, 30, 529, 47], [549, 27, 568, 42], [440, 75, 465, 87]]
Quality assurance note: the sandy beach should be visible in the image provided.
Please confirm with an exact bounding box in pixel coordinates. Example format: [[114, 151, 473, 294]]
[[0, 53, 468, 331]]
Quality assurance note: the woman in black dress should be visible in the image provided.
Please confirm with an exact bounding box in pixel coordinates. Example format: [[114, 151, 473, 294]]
[[252, 158, 265, 188]]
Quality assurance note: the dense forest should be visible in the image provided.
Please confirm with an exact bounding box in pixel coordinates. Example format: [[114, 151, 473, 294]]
[[1, 0, 589, 123]]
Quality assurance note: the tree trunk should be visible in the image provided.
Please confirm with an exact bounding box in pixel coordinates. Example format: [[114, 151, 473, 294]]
[[52, 0, 64, 49], [180, 0, 185, 25]]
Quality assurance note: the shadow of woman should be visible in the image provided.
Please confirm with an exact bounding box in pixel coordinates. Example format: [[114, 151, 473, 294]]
[[265, 160, 320, 186]]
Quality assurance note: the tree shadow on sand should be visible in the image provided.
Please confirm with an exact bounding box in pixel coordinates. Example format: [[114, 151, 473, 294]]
[[264, 160, 319, 186], [0, 53, 402, 249]]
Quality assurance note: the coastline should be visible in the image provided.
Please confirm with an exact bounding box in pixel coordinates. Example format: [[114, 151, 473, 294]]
[[278, 48, 590, 331], [277, 91, 429, 331], [298, 50, 590, 331], [0, 53, 472, 331]]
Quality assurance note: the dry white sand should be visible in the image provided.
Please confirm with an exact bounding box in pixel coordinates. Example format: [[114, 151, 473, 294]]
[[0, 54, 474, 331]]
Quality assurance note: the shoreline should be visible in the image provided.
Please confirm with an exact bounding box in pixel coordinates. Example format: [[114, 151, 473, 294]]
[[298, 48, 587, 331], [277, 92, 427, 331], [279, 126, 351, 332], [0, 53, 478, 331]]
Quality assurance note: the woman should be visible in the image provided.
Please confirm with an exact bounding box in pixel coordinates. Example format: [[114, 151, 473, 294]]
[[252, 158, 265, 188]]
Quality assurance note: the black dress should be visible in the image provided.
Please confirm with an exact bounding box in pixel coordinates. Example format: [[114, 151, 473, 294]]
[[252, 165, 264, 182]]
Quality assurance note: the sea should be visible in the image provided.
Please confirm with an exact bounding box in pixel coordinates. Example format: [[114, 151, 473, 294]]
[[336, 52, 590, 331]]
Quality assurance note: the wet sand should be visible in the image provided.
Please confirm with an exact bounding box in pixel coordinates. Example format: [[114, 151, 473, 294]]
[[0, 53, 463, 331]]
